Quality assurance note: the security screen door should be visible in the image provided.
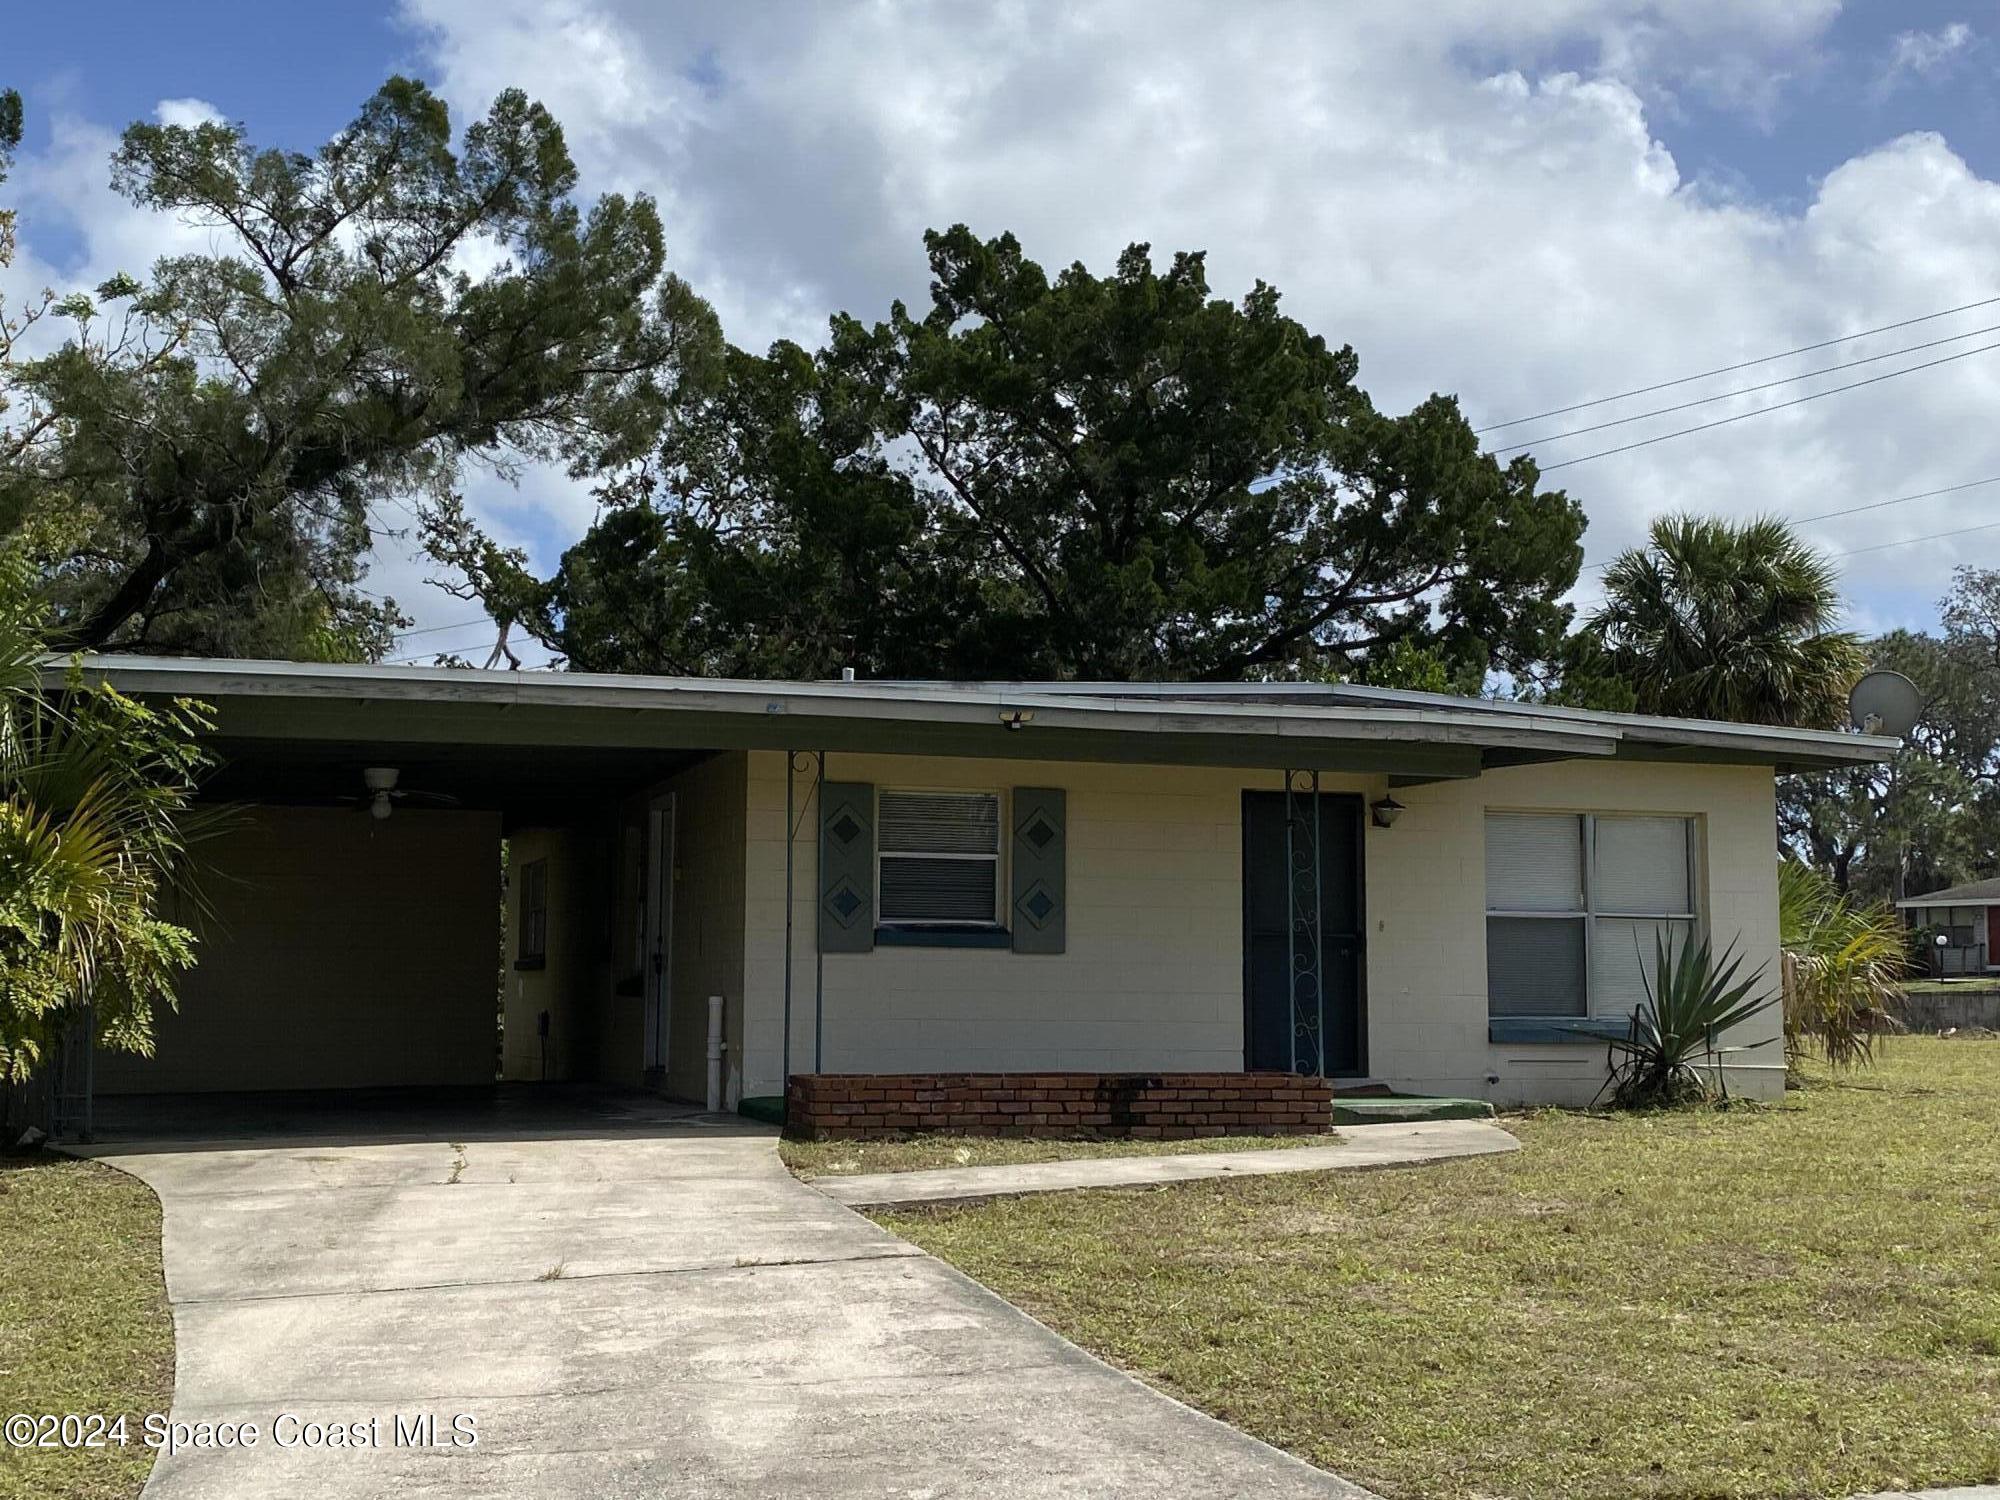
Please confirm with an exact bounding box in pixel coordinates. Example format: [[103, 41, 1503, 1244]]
[[1243, 790, 1365, 1076]]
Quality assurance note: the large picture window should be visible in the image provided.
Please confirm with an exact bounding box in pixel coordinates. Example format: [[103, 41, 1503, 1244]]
[[1485, 813, 1697, 1019], [877, 790, 1003, 926]]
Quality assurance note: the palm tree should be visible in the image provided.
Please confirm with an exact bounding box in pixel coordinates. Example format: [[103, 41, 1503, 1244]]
[[1777, 859, 1904, 1071], [1591, 514, 1868, 727], [0, 556, 213, 1086]]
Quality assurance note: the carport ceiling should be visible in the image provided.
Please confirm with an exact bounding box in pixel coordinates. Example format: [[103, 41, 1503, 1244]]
[[203, 738, 712, 825]]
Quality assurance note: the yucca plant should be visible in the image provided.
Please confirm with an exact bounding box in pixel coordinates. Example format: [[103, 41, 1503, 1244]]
[[1777, 859, 1904, 1070], [1599, 930, 1779, 1109]]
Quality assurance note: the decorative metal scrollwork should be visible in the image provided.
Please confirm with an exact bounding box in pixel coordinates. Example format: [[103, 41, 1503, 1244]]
[[1284, 769, 1325, 1077]]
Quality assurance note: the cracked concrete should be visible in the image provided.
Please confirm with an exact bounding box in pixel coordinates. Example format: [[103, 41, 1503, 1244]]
[[81, 1090, 1372, 1498]]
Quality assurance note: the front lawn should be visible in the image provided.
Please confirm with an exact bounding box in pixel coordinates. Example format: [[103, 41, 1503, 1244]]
[[879, 1037, 2000, 1500], [0, 1154, 172, 1500], [781, 1129, 1328, 1178]]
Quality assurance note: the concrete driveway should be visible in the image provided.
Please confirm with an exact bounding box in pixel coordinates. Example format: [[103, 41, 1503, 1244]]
[[83, 1090, 1369, 1498]]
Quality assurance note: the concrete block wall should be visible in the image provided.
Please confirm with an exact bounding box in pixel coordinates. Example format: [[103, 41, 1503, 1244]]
[[744, 752, 1278, 1093], [1370, 761, 1784, 1106], [577, 753, 750, 1099], [660, 752, 749, 1104], [98, 806, 503, 1094], [737, 750, 1786, 1108]]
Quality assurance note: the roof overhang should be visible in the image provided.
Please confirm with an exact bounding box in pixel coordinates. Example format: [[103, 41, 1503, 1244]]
[[58, 656, 1896, 788]]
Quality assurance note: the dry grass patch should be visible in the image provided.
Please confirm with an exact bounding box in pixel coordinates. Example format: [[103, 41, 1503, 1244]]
[[879, 1037, 2000, 1500], [0, 1153, 172, 1500]]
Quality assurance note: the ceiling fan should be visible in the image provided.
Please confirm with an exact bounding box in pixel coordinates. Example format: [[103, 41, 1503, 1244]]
[[341, 766, 462, 821]]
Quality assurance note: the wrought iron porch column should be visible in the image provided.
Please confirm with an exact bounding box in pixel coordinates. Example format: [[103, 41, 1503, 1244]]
[[1283, 769, 1325, 1078]]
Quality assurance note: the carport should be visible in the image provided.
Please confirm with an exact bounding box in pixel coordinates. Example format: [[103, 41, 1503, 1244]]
[[95, 725, 710, 1102]]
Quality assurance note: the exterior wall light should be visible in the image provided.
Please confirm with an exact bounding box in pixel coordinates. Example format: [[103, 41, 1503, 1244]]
[[1370, 795, 1406, 829]]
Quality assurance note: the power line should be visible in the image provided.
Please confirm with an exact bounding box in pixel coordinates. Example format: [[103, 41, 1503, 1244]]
[[1478, 292, 2000, 433], [1580, 474, 2000, 574], [1535, 337, 2000, 473], [1830, 518, 2000, 560], [390, 613, 492, 640], [1791, 473, 2000, 527], [1495, 320, 2000, 455]]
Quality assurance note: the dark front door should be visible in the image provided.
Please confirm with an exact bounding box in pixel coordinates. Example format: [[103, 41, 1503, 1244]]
[[1243, 790, 1365, 1076]]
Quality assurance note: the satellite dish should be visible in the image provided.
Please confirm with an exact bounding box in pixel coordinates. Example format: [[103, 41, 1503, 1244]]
[[1847, 670, 1921, 738]]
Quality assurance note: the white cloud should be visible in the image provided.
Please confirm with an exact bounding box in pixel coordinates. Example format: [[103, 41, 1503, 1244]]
[[153, 97, 225, 129], [1880, 22, 1978, 95]]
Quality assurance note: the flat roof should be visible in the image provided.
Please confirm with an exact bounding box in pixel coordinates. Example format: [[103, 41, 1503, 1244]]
[[65, 655, 1896, 779]]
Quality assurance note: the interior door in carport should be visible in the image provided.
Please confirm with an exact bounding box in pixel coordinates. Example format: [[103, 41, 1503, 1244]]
[[1243, 791, 1364, 1075]]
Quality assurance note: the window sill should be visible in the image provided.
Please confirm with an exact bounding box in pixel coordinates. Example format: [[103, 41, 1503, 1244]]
[[513, 956, 547, 972], [1488, 1015, 1634, 1045], [874, 925, 1012, 950]]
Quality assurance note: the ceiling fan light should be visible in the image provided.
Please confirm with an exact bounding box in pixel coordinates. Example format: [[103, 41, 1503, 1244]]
[[370, 790, 394, 821]]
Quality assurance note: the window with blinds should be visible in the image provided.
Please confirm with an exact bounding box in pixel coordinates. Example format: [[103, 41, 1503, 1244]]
[[877, 790, 1003, 926], [1485, 813, 1697, 1019]]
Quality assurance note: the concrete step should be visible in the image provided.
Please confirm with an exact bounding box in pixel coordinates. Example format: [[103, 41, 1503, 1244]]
[[1331, 1095, 1496, 1125]]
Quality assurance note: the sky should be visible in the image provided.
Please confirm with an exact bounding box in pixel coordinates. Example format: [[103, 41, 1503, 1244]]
[[5, 1, 2000, 668]]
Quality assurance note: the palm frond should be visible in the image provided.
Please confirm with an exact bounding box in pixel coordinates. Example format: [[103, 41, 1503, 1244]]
[[1778, 859, 1904, 1069]]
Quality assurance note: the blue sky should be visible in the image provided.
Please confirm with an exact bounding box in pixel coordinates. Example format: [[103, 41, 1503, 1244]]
[[5, 2, 1999, 661]]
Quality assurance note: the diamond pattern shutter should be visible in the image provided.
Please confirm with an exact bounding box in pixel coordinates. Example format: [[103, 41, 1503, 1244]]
[[819, 781, 875, 953], [1010, 787, 1066, 954]]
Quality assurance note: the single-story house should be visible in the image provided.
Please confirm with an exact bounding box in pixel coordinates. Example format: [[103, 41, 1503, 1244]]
[[1897, 878, 2000, 977], [73, 657, 1892, 1118]]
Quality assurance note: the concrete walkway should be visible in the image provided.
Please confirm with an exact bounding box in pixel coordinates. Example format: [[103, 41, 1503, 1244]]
[[80, 1091, 1371, 1498], [816, 1119, 1521, 1209]]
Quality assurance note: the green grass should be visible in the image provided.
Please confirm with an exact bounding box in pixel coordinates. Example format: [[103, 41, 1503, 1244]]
[[878, 1037, 2000, 1500], [780, 1130, 1330, 1179], [0, 1154, 172, 1500]]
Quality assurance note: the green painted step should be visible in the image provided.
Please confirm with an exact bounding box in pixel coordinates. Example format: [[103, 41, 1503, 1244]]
[[737, 1095, 786, 1127], [1332, 1096, 1495, 1125]]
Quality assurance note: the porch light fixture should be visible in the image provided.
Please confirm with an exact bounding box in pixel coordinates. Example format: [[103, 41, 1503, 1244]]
[[1370, 794, 1406, 829]]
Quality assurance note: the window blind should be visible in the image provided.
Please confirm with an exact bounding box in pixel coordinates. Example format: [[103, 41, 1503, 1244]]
[[879, 792, 1000, 856], [1484, 814, 1583, 912], [1592, 816, 1693, 914], [878, 790, 1002, 925]]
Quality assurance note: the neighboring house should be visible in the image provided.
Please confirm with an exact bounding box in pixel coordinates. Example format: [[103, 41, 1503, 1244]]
[[1896, 879, 2000, 977], [77, 658, 1891, 1112]]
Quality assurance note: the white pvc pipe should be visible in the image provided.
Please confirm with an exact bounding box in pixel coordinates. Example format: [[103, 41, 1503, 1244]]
[[706, 995, 726, 1112]]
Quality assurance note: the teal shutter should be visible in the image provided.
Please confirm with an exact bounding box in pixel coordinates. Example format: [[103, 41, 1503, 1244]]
[[819, 782, 875, 952], [1011, 788, 1066, 954]]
